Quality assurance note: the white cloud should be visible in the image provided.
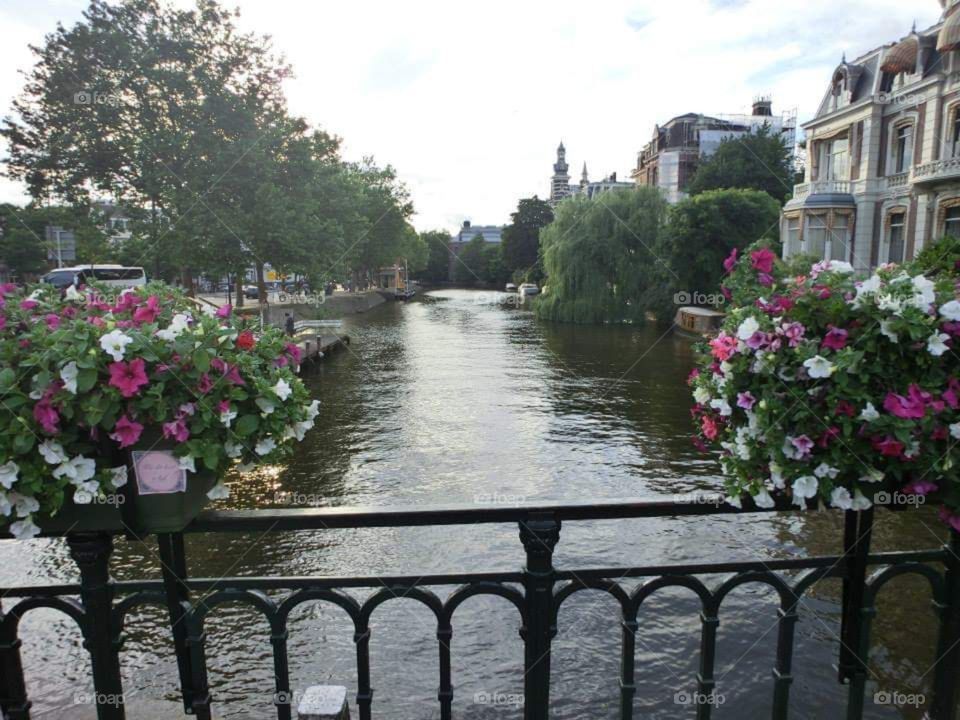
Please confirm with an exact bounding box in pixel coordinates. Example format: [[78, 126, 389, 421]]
[[0, 0, 941, 232]]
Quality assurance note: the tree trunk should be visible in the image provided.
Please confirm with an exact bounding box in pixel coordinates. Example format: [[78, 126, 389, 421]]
[[235, 274, 245, 308], [256, 263, 267, 302], [181, 267, 194, 297]]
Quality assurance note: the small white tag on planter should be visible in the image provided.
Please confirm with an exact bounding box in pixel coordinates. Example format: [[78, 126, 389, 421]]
[[131, 451, 187, 495]]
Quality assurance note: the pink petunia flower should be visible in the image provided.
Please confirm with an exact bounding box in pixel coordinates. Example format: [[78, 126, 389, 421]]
[[883, 386, 927, 419], [110, 414, 143, 448], [285, 343, 302, 364], [44, 313, 61, 330], [162, 418, 190, 443], [791, 435, 814, 458], [19, 300, 38, 311], [709, 333, 739, 362], [701, 415, 719, 440], [33, 400, 60, 434], [737, 392, 757, 410], [132, 295, 161, 325], [750, 248, 776, 274], [723, 248, 738, 274], [821, 327, 848, 351], [873, 436, 906, 458], [196, 373, 214, 394], [108, 358, 149, 398], [939, 507, 960, 533], [215, 304, 232, 319], [904, 480, 938, 496]]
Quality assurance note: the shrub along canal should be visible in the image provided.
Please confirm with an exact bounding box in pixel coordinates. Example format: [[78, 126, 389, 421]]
[[0, 289, 950, 719]]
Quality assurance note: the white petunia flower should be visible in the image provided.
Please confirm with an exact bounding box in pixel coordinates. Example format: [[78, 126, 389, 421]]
[[53, 457, 96, 484], [224, 442, 243, 458], [951, 423, 960, 440], [178, 456, 196, 474], [60, 361, 79, 394], [237, 462, 256, 472], [10, 516, 40, 540], [859, 468, 885, 484], [940, 300, 960, 322], [39, 440, 68, 465], [99, 330, 133, 361], [859, 402, 880, 422], [0, 492, 11, 517], [736, 316, 760, 341], [850, 490, 873, 511], [255, 438, 276, 456], [207, 483, 230, 500], [828, 261, 855, 274], [726, 493, 742, 509], [109, 466, 128, 489], [272, 379, 292, 401], [753, 488, 776, 509], [219, 408, 238, 428], [64, 284, 83, 302], [879, 320, 899, 343], [155, 313, 192, 342], [293, 421, 312, 441], [910, 275, 936, 310], [770, 463, 785, 490], [73, 489, 94, 505], [877, 294, 903, 314], [927, 332, 951, 357], [10, 493, 39, 518], [803, 355, 835, 379], [306, 400, 321, 422], [830, 487, 853, 510], [693, 387, 711, 405], [814, 463, 840, 479], [0, 462, 19, 489], [792, 475, 819, 506], [255, 397, 276, 416], [709, 398, 732, 417]]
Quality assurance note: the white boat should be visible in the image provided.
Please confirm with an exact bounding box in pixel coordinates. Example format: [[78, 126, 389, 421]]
[[505, 283, 517, 292], [518, 283, 539, 296]]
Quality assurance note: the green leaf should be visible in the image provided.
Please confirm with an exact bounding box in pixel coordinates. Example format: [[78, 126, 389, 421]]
[[0, 368, 15, 392], [202, 444, 220, 470], [193, 349, 210, 373], [235, 414, 259, 437], [13, 433, 35, 455], [77, 368, 98, 393]]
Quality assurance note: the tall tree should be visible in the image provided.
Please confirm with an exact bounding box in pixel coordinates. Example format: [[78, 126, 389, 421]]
[[500, 196, 553, 281], [537, 188, 669, 324], [686, 125, 793, 204], [415, 230, 453, 283]]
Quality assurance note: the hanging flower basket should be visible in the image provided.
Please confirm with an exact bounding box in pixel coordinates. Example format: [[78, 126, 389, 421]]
[[0, 282, 317, 538], [690, 244, 960, 526]]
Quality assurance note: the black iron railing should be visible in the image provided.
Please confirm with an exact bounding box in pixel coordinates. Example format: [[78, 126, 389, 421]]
[[0, 497, 958, 720]]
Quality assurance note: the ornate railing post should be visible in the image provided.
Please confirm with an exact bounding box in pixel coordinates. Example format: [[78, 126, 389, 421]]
[[930, 529, 960, 720], [519, 513, 560, 720], [67, 532, 125, 720], [156, 533, 195, 714], [838, 508, 874, 684], [0, 603, 32, 720]]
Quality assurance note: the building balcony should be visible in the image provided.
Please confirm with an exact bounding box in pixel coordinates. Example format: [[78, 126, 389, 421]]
[[787, 180, 855, 210], [911, 157, 960, 186], [886, 171, 910, 191]]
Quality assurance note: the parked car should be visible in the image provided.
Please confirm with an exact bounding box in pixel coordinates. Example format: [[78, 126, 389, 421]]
[[243, 285, 260, 299], [41, 265, 147, 289], [518, 283, 540, 296]]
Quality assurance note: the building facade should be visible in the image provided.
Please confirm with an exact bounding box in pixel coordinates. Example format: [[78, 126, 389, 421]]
[[782, 0, 960, 270], [548, 144, 632, 205], [447, 220, 504, 280], [632, 99, 797, 204]]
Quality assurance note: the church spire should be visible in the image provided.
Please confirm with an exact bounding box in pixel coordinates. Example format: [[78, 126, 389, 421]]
[[580, 163, 589, 188]]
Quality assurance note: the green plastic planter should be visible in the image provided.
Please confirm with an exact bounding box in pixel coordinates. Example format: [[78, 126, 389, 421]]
[[36, 430, 219, 535]]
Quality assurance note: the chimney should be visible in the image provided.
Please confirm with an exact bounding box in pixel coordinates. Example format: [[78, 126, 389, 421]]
[[463, 220, 471, 229], [752, 96, 773, 117]]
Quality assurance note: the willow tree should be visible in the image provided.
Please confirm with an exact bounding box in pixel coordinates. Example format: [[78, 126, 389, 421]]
[[536, 187, 669, 324]]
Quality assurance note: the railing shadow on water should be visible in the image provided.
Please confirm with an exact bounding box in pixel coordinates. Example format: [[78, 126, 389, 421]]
[[0, 496, 958, 720]]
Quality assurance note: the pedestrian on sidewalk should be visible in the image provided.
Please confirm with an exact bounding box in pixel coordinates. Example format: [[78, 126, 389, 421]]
[[285, 313, 295, 337]]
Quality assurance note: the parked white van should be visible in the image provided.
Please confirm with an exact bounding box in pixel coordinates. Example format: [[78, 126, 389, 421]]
[[41, 265, 147, 289]]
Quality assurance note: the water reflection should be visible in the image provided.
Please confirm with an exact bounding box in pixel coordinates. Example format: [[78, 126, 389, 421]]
[[0, 288, 951, 719]]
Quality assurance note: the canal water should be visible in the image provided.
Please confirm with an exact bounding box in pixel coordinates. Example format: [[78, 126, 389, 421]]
[[0, 288, 951, 719]]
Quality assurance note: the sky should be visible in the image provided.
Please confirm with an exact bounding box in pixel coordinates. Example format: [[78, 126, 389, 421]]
[[0, 0, 944, 234]]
